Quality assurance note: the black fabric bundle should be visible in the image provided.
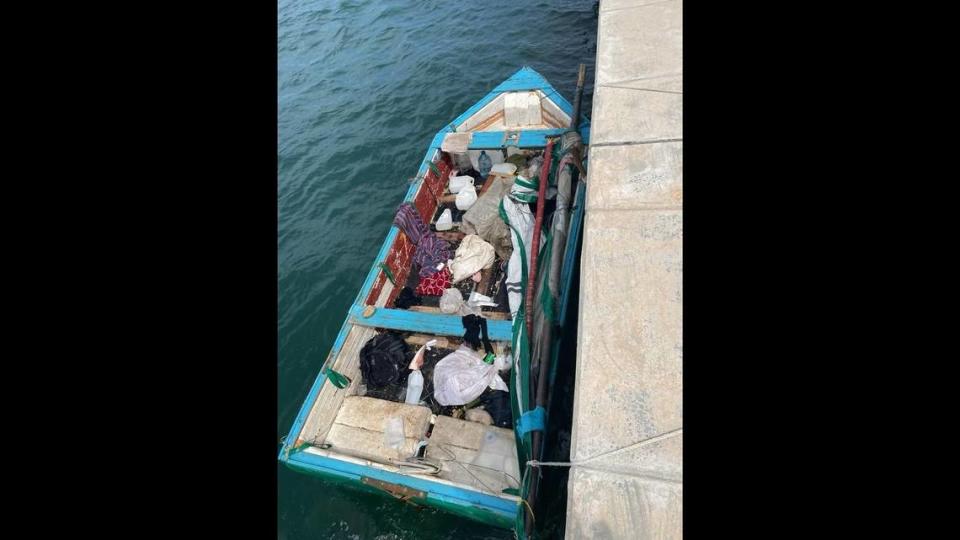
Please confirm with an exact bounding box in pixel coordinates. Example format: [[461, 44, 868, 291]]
[[461, 314, 493, 355], [394, 286, 421, 309], [477, 388, 512, 428], [359, 332, 411, 388]]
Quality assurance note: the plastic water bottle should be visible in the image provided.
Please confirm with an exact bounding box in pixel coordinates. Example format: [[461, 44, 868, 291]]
[[405, 370, 424, 405], [478, 150, 492, 178]]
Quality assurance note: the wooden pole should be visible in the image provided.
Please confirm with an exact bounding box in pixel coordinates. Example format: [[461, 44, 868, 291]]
[[524, 139, 554, 333]]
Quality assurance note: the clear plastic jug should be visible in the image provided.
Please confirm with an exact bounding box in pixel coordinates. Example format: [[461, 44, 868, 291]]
[[455, 183, 477, 210], [478, 150, 492, 178]]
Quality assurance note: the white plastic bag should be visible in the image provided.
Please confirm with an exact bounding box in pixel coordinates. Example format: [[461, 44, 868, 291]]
[[440, 287, 480, 316], [455, 183, 478, 210], [439, 288, 464, 314], [449, 234, 495, 283], [436, 208, 453, 231], [468, 291, 497, 309], [432, 344, 509, 406]]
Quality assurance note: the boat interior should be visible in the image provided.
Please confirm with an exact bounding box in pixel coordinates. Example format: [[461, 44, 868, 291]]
[[296, 324, 520, 496], [292, 88, 576, 500]]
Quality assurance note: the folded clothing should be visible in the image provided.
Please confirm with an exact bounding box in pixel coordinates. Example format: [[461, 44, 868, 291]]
[[393, 202, 451, 277], [415, 267, 451, 297]]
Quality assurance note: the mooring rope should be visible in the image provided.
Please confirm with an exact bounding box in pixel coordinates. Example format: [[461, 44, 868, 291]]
[[524, 427, 683, 482]]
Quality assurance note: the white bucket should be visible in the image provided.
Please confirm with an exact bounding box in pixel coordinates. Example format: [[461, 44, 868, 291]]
[[449, 175, 474, 194], [490, 163, 517, 177], [435, 208, 453, 231]]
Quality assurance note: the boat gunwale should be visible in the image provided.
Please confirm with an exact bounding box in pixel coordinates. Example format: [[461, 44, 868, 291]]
[[285, 449, 518, 528], [296, 445, 523, 503]]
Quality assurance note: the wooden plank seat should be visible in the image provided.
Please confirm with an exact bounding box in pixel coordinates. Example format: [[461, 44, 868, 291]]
[[323, 396, 433, 464]]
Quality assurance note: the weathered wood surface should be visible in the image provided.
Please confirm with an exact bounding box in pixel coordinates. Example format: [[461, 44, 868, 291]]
[[297, 324, 376, 444]]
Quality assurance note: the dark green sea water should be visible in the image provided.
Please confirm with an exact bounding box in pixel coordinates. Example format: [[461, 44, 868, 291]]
[[278, 1, 596, 538]]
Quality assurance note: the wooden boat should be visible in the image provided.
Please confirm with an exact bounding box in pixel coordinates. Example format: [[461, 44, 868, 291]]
[[279, 66, 590, 537]]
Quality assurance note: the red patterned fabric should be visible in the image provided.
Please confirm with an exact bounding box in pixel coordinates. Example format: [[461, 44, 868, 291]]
[[415, 267, 451, 297]]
